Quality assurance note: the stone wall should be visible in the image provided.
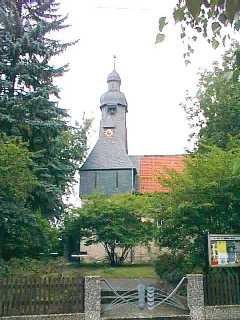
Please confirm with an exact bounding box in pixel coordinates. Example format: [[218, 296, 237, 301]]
[[205, 305, 240, 320], [84, 277, 101, 320], [3, 273, 240, 320], [0, 314, 85, 320], [187, 274, 205, 320], [187, 274, 240, 320]]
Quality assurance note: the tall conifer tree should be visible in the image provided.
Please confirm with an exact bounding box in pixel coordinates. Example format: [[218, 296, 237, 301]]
[[0, 0, 89, 219]]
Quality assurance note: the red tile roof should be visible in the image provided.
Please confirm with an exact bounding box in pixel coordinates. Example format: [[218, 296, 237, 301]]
[[139, 155, 185, 193]]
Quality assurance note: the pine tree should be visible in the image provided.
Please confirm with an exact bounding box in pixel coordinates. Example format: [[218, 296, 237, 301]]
[[0, 0, 89, 219]]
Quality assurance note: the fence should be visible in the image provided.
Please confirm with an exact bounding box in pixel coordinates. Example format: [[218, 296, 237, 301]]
[[204, 271, 240, 306], [0, 275, 84, 317]]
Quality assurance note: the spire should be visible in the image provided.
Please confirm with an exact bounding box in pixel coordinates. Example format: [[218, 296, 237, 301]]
[[107, 54, 121, 85], [113, 54, 116, 70], [100, 58, 128, 108]]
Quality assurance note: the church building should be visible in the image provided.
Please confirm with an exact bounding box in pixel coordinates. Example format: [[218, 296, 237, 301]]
[[79, 66, 185, 262], [79, 67, 185, 196]]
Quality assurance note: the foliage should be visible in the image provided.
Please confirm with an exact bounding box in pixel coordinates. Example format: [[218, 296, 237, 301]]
[[0, 139, 40, 260], [183, 43, 240, 149], [155, 252, 193, 285], [0, 0, 89, 220], [0, 258, 156, 278], [0, 139, 63, 259], [0, 138, 36, 199], [70, 262, 156, 279], [0, 257, 67, 278], [157, 1, 240, 63], [156, 146, 240, 272], [69, 194, 155, 266], [62, 211, 83, 258], [0, 200, 62, 260]]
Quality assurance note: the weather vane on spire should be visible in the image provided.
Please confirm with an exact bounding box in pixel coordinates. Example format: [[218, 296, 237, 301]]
[[113, 54, 117, 70]]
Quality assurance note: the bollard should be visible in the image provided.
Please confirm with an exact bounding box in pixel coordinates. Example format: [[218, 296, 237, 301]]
[[147, 285, 155, 310], [138, 283, 145, 310]]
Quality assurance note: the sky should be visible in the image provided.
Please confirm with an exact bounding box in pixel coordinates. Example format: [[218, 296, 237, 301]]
[[55, 0, 226, 157]]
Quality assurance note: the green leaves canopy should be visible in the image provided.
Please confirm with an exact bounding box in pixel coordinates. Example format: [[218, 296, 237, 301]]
[[68, 194, 154, 266], [157, 1, 240, 62], [157, 146, 240, 271], [0, 139, 42, 260], [183, 43, 240, 150], [0, 139, 36, 200]]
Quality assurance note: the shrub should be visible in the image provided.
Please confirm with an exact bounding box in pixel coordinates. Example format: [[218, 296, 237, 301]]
[[0, 257, 67, 278], [154, 252, 195, 286]]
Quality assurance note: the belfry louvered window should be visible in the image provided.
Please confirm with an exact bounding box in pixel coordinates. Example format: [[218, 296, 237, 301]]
[[115, 171, 119, 188], [94, 172, 97, 188]]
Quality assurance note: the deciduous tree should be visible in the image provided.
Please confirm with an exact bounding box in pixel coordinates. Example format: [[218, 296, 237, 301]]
[[68, 194, 154, 266], [183, 43, 240, 149], [157, 146, 240, 271], [157, 1, 240, 63]]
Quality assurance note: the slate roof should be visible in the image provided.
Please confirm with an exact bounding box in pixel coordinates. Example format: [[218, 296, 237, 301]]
[[100, 91, 127, 108], [129, 155, 141, 172], [107, 70, 121, 82], [100, 69, 128, 108], [80, 140, 136, 170]]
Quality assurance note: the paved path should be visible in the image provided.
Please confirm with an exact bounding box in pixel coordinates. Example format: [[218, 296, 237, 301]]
[[101, 304, 189, 320]]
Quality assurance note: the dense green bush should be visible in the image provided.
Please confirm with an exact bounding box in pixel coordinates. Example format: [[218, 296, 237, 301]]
[[0, 257, 67, 278], [154, 252, 197, 286]]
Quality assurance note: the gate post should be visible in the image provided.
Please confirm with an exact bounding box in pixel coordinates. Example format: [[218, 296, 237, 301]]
[[187, 274, 205, 320], [85, 276, 101, 320]]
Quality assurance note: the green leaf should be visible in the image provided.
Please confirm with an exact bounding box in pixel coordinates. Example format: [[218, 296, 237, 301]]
[[158, 17, 167, 32], [226, 0, 240, 23], [173, 8, 185, 23], [186, 0, 202, 18], [234, 19, 240, 30], [222, 34, 227, 46], [195, 26, 202, 32], [223, 70, 234, 80], [155, 33, 165, 44], [232, 159, 240, 175], [180, 32, 186, 39], [212, 38, 219, 49], [218, 13, 228, 24], [211, 21, 221, 33]]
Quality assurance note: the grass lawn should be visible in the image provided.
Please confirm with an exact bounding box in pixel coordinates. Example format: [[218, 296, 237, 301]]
[[68, 262, 157, 278], [0, 258, 157, 279]]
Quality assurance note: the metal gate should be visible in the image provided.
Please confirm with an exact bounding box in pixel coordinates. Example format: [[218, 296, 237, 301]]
[[101, 277, 188, 315]]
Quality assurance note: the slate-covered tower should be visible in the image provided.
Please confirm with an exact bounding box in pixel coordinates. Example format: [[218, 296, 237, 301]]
[[79, 68, 137, 196]]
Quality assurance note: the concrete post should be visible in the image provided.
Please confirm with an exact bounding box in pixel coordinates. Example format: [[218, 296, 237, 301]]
[[187, 274, 205, 320], [84, 276, 101, 320]]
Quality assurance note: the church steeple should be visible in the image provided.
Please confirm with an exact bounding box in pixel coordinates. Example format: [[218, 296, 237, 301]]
[[100, 59, 127, 110], [79, 64, 136, 196], [106, 55, 121, 91], [107, 69, 121, 91]]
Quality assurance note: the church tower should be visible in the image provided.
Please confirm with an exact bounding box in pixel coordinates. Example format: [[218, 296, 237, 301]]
[[79, 65, 136, 196]]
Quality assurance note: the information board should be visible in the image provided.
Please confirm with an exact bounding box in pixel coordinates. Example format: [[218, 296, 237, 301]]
[[208, 234, 240, 267]]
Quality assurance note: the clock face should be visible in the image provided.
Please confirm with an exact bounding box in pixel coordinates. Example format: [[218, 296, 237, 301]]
[[104, 128, 113, 137]]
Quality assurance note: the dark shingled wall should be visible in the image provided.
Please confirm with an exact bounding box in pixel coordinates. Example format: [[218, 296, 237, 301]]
[[80, 169, 135, 196]]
